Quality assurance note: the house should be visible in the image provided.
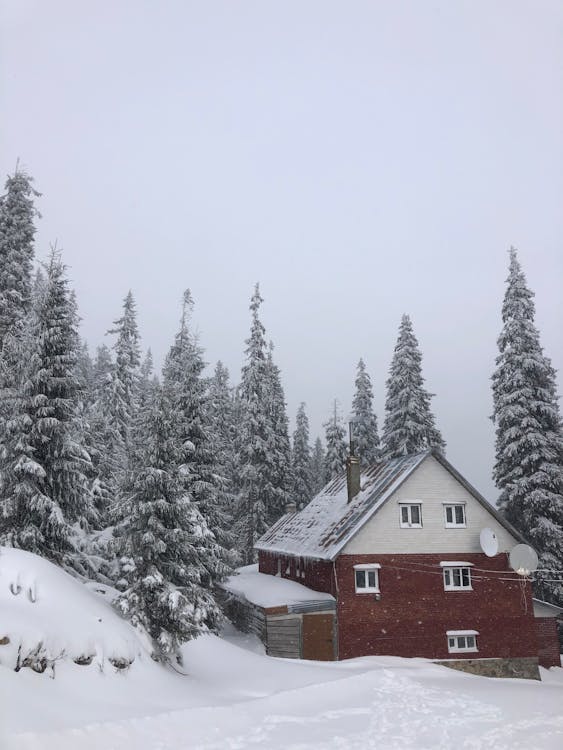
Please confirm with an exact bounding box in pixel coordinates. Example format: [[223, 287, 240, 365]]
[[224, 449, 561, 679]]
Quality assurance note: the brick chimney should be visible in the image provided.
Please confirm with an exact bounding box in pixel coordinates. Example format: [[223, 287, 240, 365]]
[[346, 455, 361, 502], [285, 500, 297, 514], [347, 416, 361, 502]]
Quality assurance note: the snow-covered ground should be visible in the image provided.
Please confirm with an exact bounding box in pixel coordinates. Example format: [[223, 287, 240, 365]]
[[1, 548, 562, 750]]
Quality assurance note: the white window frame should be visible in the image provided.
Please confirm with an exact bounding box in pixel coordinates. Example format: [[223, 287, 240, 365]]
[[443, 503, 466, 528], [441, 562, 473, 591], [446, 630, 478, 653], [399, 502, 423, 528], [354, 563, 381, 593]]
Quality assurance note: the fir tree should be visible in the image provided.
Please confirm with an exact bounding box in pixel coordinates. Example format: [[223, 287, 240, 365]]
[[85, 345, 122, 521], [115, 384, 219, 662], [163, 291, 234, 606], [207, 361, 237, 544], [324, 401, 347, 483], [235, 284, 276, 564], [352, 358, 380, 465], [264, 342, 291, 523], [310, 437, 326, 494], [0, 167, 40, 352], [0, 251, 94, 573], [107, 290, 141, 463], [492, 249, 563, 603], [291, 403, 313, 508], [382, 315, 445, 458]]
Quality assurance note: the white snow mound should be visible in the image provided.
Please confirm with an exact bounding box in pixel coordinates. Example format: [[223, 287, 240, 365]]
[[0, 546, 149, 673]]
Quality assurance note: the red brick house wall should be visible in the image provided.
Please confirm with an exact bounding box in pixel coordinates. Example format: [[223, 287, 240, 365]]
[[536, 618, 561, 669], [335, 552, 537, 661], [258, 550, 540, 662]]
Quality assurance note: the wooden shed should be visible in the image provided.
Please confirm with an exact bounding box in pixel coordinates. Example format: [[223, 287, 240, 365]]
[[221, 565, 337, 660]]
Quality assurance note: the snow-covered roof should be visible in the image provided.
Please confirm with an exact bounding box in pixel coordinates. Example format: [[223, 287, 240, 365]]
[[533, 598, 563, 618], [222, 564, 335, 609], [255, 449, 526, 561], [255, 451, 427, 561]]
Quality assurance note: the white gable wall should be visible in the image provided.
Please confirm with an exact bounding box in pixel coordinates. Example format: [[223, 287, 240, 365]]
[[342, 455, 518, 555]]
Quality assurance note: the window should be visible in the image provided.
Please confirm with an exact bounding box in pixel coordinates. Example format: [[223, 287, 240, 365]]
[[399, 503, 422, 528], [441, 563, 473, 590], [447, 630, 478, 653], [354, 563, 380, 593], [444, 503, 466, 527]]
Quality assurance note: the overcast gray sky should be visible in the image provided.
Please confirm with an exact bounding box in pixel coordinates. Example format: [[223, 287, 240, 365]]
[[1, 0, 562, 501]]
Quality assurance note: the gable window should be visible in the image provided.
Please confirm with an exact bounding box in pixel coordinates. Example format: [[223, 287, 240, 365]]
[[399, 503, 422, 528], [441, 562, 473, 591], [447, 630, 478, 653], [354, 563, 380, 593], [444, 503, 466, 527]]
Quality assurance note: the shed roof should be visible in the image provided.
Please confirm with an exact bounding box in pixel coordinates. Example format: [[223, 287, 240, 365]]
[[222, 564, 335, 610], [255, 449, 525, 561]]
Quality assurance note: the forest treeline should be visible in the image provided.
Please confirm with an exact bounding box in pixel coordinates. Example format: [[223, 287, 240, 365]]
[[0, 169, 561, 662]]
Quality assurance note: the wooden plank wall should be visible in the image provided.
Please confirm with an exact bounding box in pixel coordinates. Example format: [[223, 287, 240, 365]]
[[267, 616, 302, 659], [221, 593, 267, 643]]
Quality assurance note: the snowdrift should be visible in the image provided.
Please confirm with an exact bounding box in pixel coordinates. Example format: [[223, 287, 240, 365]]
[[0, 546, 149, 674]]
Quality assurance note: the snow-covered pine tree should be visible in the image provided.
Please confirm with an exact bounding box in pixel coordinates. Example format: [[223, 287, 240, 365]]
[[492, 249, 563, 604], [352, 358, 380, 465], [291, 403, 313, 508], [106, 290, 141, 476], [235, 284, 277, 564], [264, 342, 291, 524], [207, 360, 238, 545], [93, 343, 113, 389], [0, 167, 40, 352], [323, 401, 348, 483], [162, 291, 234, 609], [310, 437, 326, 494], [75, 339, 94, 403], [0, 251, 94, 574], [381, 314, 445, 458], [87, 345, 122, 507], [115, 383, 219, 662]]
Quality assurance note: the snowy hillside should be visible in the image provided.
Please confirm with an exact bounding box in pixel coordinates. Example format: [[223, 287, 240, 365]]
[[0, 547, 149, 674], [1, 548, 562, 749]]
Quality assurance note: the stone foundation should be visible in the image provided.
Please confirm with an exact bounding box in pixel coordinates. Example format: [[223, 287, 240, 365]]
[[436, 656, 540, 680]]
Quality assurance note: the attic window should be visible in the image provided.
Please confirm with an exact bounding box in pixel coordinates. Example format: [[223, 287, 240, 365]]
[[444, 504, 466, 527], [399, 503, 422, 528]]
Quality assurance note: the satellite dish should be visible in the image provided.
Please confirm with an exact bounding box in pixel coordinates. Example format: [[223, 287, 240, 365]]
[[509, 544, 539, 575], [480, 528, 499, 557]]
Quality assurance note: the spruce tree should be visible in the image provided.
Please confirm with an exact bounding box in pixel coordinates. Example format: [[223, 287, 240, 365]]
[[163, 291, 234, 605], [207, 361, 238, 545], [0, 167, 40, 352], [382, 315, 445, 458], [235, 284, 276, 564], [324, 401, 348, 482], [115, 384, 219, 662], [291, 403, 313, 508], [492, 249, 563, 603], [310, 437, 326, 494], [0, 251, 94, 573], [264, 342, 291, 523], [85, 345, 122, 522], [352, 358, 380, 465], [107, 290, 141, 471]]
